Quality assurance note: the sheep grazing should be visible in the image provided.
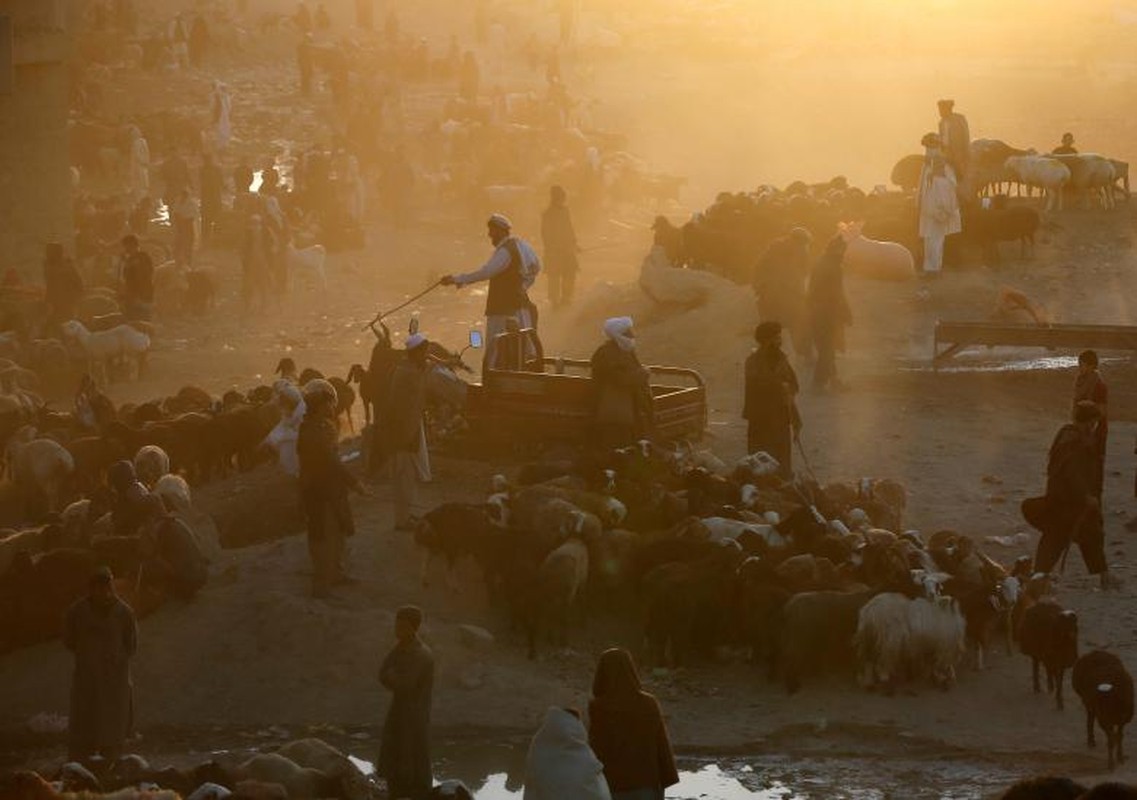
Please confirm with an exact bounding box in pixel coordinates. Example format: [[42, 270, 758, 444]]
[[1004, 155, 1071, 212], [286, 242, 328, 292], [839, 221, 915, 281], [1073, 650, 1134, 770], [964, 201, 1040, 264], [414, 502, 502, 591], [61, 320, 150, 385], [776, 588, 876, 694], [855, 592, 966, 692], [533, 537, 589, 658], [1019, 600, 1079, 710], [1052, 153, 1117, 210], [7, 428, 75, 515], [327, 376, 356, 433], [642, 540, 745, 666], [133, 445, 170, 489]]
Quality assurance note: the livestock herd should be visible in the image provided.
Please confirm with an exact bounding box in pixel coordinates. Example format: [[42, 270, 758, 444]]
[[414, 442, 1133, 771], [659, 138, 1130, 284]]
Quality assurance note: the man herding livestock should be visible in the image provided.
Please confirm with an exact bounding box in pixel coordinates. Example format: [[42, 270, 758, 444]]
[[918, 157, 961, 276], [743, 322, 801, 477], [297, 379, 367, 598], [65, 566, 138, 763], [541, 185, 581, 308], [1022, 401, 1119, 590], [383, 333, 431, 532], [936, 99, 970, 192], [1073, 349, 1108, 498], [806, 235, 852, 393], [752, 227, 811, 354], [441, 214, 542, 372], [379, 605, 435, 800], [591, 317, 652, 449]]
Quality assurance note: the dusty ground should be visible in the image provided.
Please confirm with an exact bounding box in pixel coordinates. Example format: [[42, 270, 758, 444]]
[[5, 1, 1137, 795]]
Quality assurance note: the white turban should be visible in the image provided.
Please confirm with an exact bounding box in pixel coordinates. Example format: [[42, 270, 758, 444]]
[[487, 213, 512, 231], [603, 316, 635, 351]]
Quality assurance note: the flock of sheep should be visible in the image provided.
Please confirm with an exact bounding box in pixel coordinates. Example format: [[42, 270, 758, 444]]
[[669, 136, 1130, 284], [413, 443, 1133, 772]]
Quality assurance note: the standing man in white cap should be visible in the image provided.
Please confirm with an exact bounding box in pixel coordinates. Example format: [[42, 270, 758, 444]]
[[382, 333, 431, 531], [590, 317, 652, 448], [441, 213, 541, 372]]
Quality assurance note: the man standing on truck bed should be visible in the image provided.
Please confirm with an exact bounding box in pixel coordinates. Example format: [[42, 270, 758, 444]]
[[441, 213, 542, 372]]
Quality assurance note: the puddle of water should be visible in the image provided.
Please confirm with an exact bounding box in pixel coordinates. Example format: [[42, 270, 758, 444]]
[[343, 750, 1019, 800], [906, 355, 1127, 374]]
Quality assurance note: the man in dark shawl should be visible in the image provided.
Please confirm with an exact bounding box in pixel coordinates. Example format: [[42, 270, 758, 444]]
[[1023, 401, 1118, 590], [540, 185, 580, 308], [65, 566, 138, 762], [743, 322, 801, 476], [379, 606, 435, 800]]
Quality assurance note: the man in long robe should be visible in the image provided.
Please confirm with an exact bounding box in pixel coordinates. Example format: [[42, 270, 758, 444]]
[[540, 185, 580, 308], [379, 606, 434, 800], [382, 335, 430, 531], [743, 322, 801, 476], [65, 567, 138, 762], [297, 380, 365, 597], [1023, 402, 1118, 589]]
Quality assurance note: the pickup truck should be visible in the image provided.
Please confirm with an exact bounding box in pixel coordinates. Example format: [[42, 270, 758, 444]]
[[456, 357, 707, 449]]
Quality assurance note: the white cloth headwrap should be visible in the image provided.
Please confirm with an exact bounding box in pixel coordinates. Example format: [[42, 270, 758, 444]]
[[488, 213, 512, 231], [603, 317, 635, 351]]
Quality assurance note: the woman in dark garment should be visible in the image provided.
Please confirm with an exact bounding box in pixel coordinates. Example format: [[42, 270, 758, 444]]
[[588, 648, 679, 800]]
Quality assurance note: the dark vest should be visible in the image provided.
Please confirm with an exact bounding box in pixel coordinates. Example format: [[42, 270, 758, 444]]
[[484, 238, 529, 316]]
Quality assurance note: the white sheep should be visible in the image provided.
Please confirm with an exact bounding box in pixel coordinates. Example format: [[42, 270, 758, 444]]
[[908, 595, 967, 687], [856, 592, 966, 691], [1004, 155, 1071, 212], [699, 517, 786, 548], [61, 319, 150, 385], [154, 473, 192, 514], [133, 445, 170, 489], [1054, 153, 1117, 210], [526, 482, 626, 528], [286, 242, 328, 293], [7, 427, 74, 513], [855, 592, 912, 690]]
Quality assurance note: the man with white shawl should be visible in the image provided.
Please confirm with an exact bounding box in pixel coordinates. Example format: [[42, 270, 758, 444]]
[[441, 213, 541, 372], [523, 707, 611, 800], [918, 156, 961, 276]]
